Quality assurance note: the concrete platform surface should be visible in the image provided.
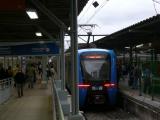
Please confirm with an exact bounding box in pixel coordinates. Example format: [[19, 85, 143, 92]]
[[0, 83, 52, 120]]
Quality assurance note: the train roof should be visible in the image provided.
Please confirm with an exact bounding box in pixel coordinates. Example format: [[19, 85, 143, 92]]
[[78, 48, 114, 54]]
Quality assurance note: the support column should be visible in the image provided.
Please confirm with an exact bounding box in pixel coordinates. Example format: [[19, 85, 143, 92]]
[[70, 0, 79, 116], [135, 47, 138, 65], [60, 30, 65, 90], [4, 56, 6, 69], [129, 46, 133, 66], [42, 56, 47, 88], [122, 50, 125, 65], [70, 0, 84, 119], [11, 56, 13, 70], [151, 48, 155, 100], [93, 35, 95, 42], [57, 55, 61, 80]]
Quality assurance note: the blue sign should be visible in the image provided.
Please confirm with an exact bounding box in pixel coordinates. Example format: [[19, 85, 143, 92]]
[[0, 42, 59, 56]]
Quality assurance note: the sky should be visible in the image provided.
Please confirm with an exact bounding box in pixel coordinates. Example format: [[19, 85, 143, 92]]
[[65, 0, 160, 49]]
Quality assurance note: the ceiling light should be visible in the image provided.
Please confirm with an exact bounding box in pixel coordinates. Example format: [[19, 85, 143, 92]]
[[35, 32, 42, 37], [125, 47, 130, 49], [26, 9, 38, 19], [68, 27, 70, 31], [136, 44, 143, 48], [149, 43, 152, 47]]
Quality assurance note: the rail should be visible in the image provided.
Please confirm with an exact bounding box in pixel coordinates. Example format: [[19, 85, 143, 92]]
[[0, 78, 13, 104], [119, 75, 160, 102], [51, 79, 65, 120], [0, 78, 12, 90]]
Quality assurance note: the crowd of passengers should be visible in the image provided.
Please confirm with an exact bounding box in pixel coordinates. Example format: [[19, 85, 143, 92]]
[[0, 62, 55, 80], [0, 63, 13, 80], [0, 62, 55, 97], [117, 63, 152, 94]]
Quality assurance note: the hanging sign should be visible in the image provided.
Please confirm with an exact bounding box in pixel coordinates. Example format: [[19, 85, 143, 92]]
[[0, 42, 59, 56]]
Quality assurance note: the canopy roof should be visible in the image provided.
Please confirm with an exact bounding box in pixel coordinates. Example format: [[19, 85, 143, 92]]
[[0, 0, 89, 42], [94, 14, 160, 52]]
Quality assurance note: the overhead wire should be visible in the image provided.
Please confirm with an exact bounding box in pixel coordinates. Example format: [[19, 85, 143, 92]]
[[78, 25, 87, 35], [78, 0, 95, 22], [78, 0, 109, 44], [78, 0, 95, 35], [153, 0, 160, 4], [152, 0, 158, 14], [86, 0, 109, 23], [79, 1, 108, 37], [79, 26, 88, 33], [78, 36, 87, 42]]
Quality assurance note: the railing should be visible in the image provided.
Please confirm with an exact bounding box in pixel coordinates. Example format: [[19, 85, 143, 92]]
[[0, 78, 12, 90], [51, 79, 65, 120], [0, 78, 13, 104], [119, 75, 160, 102]]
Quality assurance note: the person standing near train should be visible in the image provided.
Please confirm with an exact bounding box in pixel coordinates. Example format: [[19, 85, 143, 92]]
[[128, 65, 134, 87], [143, 65, 152, 94], [132, 64, 141, 89], [26, 63, 35, 88]]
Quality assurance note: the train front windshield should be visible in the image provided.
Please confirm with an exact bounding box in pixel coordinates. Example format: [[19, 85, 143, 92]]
[[81, 54, 110, 81]]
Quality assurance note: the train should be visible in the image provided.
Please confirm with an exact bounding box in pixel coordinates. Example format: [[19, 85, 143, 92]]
[[65, 48, 118, 109]]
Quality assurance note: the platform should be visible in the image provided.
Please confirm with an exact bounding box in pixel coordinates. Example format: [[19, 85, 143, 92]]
[[0, 83, 52, 120], [119, 77, 160, 119]]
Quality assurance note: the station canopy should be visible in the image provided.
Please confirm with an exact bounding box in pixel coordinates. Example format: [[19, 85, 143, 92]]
[[0, 0, 89, 43], [94, 14, 160, 52]]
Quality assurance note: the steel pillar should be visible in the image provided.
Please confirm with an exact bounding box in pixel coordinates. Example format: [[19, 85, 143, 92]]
[[70, 0, 79, 116], [60, 30, 65, 90]]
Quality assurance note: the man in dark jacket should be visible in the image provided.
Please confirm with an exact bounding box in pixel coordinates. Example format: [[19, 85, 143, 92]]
[[14, 70, 25, 97]]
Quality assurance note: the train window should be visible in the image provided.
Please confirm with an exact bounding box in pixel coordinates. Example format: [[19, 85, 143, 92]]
[[81, 54, 110, 81]]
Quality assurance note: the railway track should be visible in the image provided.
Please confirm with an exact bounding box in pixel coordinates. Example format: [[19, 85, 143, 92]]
[[83, 106, 140, 120]]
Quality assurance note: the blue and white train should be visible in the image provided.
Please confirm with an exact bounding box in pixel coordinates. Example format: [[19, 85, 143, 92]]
[[65, 48, 118, 109]]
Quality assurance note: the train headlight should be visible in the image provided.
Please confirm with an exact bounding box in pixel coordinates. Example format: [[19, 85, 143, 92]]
[[104, 83, 116, 88], [78, 84, 90, 89]]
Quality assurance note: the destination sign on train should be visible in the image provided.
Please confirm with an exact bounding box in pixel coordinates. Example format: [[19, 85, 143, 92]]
[[81, 54, 107, 59]]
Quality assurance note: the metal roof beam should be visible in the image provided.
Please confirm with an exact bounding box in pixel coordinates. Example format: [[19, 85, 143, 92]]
[[36, 25, 55, 41], [30, 0, 68, 31], [0, 20, 39, 25], [0, 41, 57, 46], [0, 39, 57, 42]]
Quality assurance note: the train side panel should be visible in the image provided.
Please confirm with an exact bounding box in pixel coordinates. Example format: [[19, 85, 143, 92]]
[[107, 50, 118, 106], [78, 53, 88, 107]]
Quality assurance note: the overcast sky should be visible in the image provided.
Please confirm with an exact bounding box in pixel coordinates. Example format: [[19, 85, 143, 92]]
[[65, 0, 160, 48]]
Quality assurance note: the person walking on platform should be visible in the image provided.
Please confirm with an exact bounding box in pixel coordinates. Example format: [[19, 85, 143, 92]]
[[143, 65, 151, 94], [132, 65, 141, 89], [26, 63, 35, 88], [13, 64, 19, 77], [6, 66, 13, 78], [14, 69, 25, 97], [128, 65, 134, 87]]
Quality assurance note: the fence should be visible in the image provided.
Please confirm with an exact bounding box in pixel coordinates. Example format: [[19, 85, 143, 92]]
[[0, 78, 13, 104]]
